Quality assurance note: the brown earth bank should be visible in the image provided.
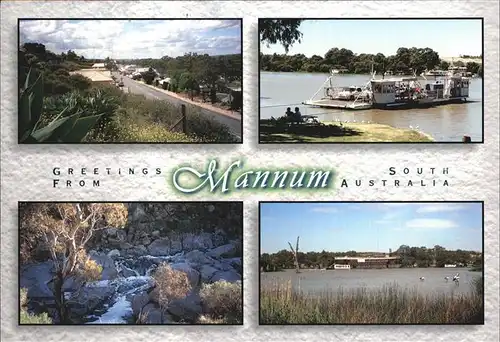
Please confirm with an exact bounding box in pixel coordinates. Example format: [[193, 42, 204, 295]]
[[20, 203, 243, 325]]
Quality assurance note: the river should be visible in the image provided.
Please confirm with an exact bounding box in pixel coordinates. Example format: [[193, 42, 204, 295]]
[[260, 72, 483, 142], [260, 268, 481, 296]]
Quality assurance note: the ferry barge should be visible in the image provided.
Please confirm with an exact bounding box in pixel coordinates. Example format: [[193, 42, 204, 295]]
[[303, 69, 470, 111]]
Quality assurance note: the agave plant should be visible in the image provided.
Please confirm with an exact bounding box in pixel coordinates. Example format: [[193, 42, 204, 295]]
[[19, 68, 104, 143]]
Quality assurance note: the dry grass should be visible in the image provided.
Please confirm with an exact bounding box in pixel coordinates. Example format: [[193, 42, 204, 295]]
[[260, 278, 483, 324], [152, 263, 192, 310], [199, 280, 243, 324]]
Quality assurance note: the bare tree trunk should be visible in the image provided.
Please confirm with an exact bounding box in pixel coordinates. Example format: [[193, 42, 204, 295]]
[[288, 236, 300, 273], [53, 271, 68, 324]]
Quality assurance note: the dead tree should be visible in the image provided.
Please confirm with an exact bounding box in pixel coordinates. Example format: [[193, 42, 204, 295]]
[[288, 236, 300, 273], [23, 203, 127, 323]]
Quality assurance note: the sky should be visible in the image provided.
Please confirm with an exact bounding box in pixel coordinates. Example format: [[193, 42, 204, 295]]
[[19, 19, 241, 59], [260, 203, 483, 253], [261, 19, 482, 58]]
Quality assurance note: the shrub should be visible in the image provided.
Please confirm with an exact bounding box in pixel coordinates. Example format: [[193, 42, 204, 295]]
[[41, 87, 121, 141], [186, 111, 237, 142], [152, 263, 192, 310], [20, 288, 53, 324], [19, 69, 104, 143], [199, 280, 242, 324]]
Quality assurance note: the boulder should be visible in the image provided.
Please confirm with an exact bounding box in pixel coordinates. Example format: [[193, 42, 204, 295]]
[[20, 261, 55, 298], [207, 243, 235, 258], [145, 308, 164, 324], [132, 292, 151, 316], [225, 257, 242, 269], [167, 291, 202, 321], [148, 239, 172, 256], [107, 249, 121, 258], [126, 245, 148, 257], [68, 285, 115, 316], [121, 265, 139, 278], [199, 265, 219, 283], [210, 270, 241, 283], [89, 252, 118, 280], [119, 242, 134, 250], [184, 250, 215, 266], [182, 233, 214, 251], [213, 262, 234, 272]]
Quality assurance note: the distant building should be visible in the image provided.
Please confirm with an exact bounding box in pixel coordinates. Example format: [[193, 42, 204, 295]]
[[70, 69, 113, 84], [91, 63, 106, 69], [334, 256, 401, 269]]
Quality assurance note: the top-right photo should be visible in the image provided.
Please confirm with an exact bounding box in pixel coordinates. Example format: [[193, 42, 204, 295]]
[[259, 18, 483, 144]]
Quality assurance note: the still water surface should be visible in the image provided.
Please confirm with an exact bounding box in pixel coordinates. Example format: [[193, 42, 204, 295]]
[[261, 268, 480, 296], [260, 72, 483, 142]]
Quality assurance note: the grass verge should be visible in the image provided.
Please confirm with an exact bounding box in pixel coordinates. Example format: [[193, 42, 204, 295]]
[[259, 120, 433, 143]]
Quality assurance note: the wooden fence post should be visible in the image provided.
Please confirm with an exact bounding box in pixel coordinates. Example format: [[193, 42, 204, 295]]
[[181, 104, 187, 134]]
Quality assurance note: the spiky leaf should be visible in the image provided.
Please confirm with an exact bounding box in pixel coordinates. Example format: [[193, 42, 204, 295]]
[[45, 111, 83, 142], [61, 114, 104, 142], [30, 115, 73, 142]]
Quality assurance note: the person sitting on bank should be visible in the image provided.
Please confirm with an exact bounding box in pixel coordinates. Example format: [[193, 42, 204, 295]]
[[285, 107, 294, 120], [293, 107, 302, 123]]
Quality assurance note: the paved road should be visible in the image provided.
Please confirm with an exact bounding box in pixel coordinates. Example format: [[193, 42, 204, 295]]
[[115, 73, 242, 140]]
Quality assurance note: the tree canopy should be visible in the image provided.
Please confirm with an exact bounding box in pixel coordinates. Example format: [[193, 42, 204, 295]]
[[259, 19, 304, 53]]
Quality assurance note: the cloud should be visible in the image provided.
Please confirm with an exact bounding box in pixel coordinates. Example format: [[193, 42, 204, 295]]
[[405, 219, 457, 229], [19, 19, 241, 59], [416, 204, 464, 213]]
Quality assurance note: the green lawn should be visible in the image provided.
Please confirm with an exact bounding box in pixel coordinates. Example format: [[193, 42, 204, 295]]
[[259, 120, 434, 143]]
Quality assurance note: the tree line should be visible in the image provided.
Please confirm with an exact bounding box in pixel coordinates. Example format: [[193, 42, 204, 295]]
[[260, 48, 483, 76], [260, 244, 483, 272], [121, 53, 241, 92]]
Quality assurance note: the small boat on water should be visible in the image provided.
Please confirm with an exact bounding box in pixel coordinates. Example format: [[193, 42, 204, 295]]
[[423, 69, 448, 77], [333, 264, 351, 270], [303, 69, 470, 110]]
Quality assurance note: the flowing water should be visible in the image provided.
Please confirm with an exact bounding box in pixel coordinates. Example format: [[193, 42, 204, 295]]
[[83, 253, 183, 324], [260, 72, 483, 142], [261, 268, 481, 296]]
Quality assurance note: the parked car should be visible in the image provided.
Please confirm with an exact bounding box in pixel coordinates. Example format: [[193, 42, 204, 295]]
[[337, 86, 365, 100]]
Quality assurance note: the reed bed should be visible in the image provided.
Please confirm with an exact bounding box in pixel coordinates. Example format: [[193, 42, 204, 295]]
[[260, 277, 483, 324]]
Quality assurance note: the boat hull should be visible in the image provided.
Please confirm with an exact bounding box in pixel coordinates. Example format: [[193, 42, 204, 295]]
[[372, 97, 468, 110]]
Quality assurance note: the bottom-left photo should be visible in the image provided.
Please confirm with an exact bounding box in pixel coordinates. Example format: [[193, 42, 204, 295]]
[[18, 201, 243, 325]]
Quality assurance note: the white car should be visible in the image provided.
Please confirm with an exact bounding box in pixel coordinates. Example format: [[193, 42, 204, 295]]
[[337, 86, 364, 100]]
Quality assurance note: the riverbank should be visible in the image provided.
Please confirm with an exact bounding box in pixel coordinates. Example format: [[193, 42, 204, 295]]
[[260, 278, 483, 324], [259, 120, 433, 143]]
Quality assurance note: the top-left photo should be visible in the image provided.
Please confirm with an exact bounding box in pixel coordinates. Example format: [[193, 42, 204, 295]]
[[18, 18, 243, 144]]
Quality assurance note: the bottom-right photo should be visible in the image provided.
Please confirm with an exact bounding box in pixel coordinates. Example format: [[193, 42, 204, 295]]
[[259, 201, 484, 325]]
